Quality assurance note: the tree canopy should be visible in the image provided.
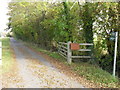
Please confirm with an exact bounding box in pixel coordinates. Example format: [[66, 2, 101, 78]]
[[8, 1, 120, 77]]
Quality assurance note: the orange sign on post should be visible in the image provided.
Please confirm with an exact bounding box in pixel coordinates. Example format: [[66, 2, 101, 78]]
[[70, 43, 80, 50]]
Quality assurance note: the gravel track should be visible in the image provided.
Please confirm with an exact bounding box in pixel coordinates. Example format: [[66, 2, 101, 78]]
[[3, 38, 84, 88]]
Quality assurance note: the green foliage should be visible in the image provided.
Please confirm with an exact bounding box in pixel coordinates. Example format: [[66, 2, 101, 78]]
[[8, 1, 120, 78], [6, 33, 12, 37], [73, 62, 119, 88], [0, 38, 14, 74]]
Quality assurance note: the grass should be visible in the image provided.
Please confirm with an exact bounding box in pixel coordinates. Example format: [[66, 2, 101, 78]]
[[23, 40, 119, 88], [72, 62, 119, 87], [0, 37, 14, 74]]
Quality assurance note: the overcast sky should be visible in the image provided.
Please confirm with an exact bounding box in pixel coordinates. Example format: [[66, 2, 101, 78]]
[[0, 0, 10, 33]]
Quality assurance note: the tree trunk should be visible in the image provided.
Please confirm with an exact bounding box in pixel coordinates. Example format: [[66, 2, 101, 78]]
[[62, 2, 73, 42]]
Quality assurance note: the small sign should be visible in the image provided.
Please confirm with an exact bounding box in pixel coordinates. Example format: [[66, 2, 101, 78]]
[[110, 32, 115, 41], [70, 43, 80, 50]]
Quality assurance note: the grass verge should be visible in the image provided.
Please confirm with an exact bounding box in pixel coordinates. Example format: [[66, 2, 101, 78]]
[[0, 37, 14, 74], [24, 41, 119, 88]]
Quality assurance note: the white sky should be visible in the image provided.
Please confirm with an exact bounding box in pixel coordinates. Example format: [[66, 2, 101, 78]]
[[0, 0, 11, 33]]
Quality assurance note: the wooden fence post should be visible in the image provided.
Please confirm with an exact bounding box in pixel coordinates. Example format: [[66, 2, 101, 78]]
[[67, 41, 72, 64]]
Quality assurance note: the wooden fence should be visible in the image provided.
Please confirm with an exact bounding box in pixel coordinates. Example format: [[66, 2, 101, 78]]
[[58, 41, 93, 64]]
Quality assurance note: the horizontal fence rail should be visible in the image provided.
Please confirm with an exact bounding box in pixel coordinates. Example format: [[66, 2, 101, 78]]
[[79, 43, 93, 45], [58, 41, 93, 64], [59, 42, 67, 45], [78, 49, 91, 51], [71, 56, 91, 58]]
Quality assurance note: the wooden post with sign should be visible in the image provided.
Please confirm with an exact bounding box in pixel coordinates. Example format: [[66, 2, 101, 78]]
[[67, 41, 72, 64]]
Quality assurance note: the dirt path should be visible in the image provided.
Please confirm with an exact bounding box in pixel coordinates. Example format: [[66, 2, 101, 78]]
[[2, 38, 84, 88]]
